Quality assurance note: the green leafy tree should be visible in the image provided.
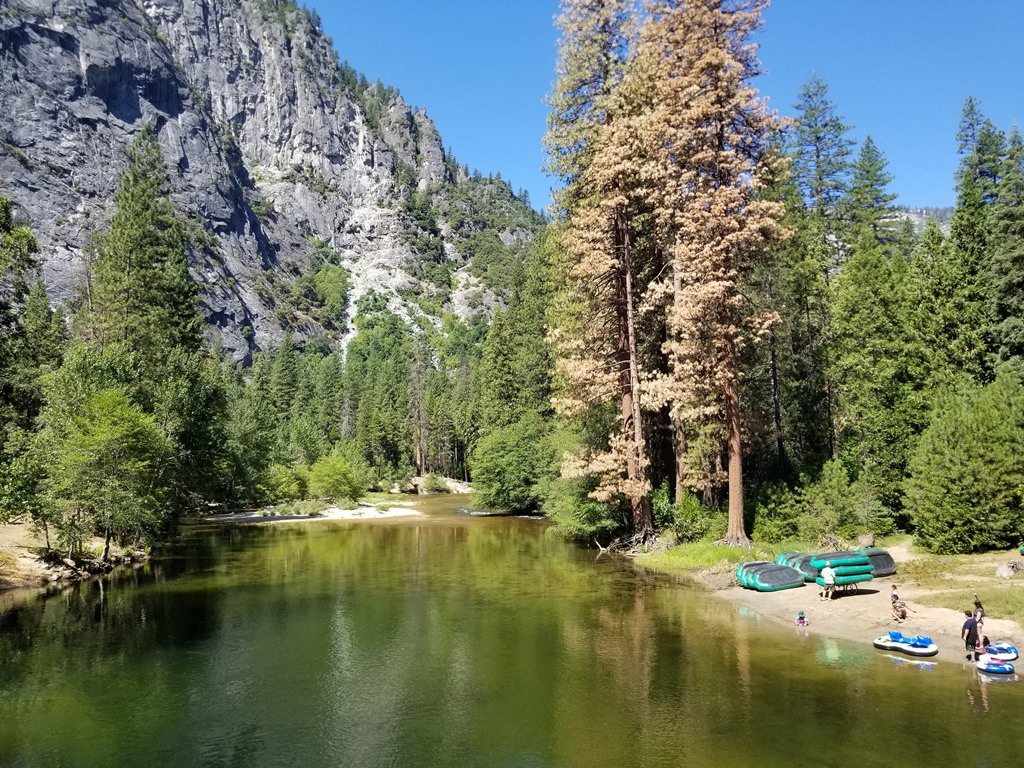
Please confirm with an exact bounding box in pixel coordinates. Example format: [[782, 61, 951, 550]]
[[265, 463, 303, 502], [308, 454, 363, 502], [471, 413, 557, 512], [39, 388, 171, 559], [314, 263, 351, 328]]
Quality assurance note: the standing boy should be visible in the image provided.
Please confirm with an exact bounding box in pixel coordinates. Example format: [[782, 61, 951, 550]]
[[962, 609, 980, 661]]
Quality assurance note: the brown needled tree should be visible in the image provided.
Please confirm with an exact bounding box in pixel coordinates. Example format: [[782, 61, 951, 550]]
[[636, 0, 788, 545], [546, 0, 654, 537]]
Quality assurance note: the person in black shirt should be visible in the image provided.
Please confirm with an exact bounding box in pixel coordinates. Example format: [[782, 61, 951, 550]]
[[962, 610, 980, 661]]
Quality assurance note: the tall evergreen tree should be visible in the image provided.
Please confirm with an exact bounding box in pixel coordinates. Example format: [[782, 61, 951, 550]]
[[0, 194, 41, 451], [638, 0, 786, 545], [790, 75, 855, 252], [546, 0, 653, 534], [77, 124, 202, 355], [989, 127, 1024, 367], [828, 233, 917, 511], [785, 76, 855, 460], [846, 136, 899, 246], [945, 100, 1002, 382]]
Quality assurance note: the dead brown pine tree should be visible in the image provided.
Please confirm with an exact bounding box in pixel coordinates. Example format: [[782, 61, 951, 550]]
[[636, 0, 788, 545], [545, 0, 654, 536]]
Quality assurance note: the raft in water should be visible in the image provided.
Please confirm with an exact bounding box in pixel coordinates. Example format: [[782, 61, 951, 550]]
[[872, 631, 938, 657]]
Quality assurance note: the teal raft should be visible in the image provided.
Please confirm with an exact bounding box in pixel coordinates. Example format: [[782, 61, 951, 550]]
[[737, 562, 804, 592]]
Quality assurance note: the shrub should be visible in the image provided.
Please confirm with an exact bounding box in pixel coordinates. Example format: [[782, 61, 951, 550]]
[[542, 475, 624, 540], [265, 463, 301, 502], [651, 484, 717, 543], [422, 473, 450, 493], [752, 460, 891, 545], [308, 455, 362, 502], [471, 412, 555, 512]]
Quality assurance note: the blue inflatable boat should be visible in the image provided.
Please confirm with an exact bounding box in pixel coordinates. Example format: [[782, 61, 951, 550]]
[[981, 641, 1019, 661], [977, 656, 1016, 675], [872, 630, 938, 657]]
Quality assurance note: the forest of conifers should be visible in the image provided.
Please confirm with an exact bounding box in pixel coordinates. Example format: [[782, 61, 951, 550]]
[[2, 0, 1024, 559]]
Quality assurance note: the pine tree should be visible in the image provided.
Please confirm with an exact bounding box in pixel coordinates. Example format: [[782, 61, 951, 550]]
[[637, 0, 786, 545], [846, 136, 899, 246], [0, 195, 39, 438], [828, 233, 917, 511], [546, 0, 653, 534], [269, 330, 299, 425], [784, 76, 856, 461], [77, 124, 202, 355], [945, 102, 1001, 382], [905, 370, 1024, 553], [989, 127, 1024, 367], [790, 75, 855, 258], [475, 309, 523, 432]]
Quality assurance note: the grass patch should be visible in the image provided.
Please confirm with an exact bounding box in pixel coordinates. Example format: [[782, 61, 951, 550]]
[[0, 551, 15, 579], [361, 492, 409, 505], [637, 539, 780, 572], [894, 555, 970, 589], [918, 587, 1024, 628]]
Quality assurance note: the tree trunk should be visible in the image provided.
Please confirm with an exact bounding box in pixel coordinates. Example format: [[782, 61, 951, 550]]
[[101, 527, 112, 562], [673, 420, 687, 504], [768, 326, 788, 477], [724, 346, 750, 546], [414, 426, 424, 476], [614, 206, 652, 533]]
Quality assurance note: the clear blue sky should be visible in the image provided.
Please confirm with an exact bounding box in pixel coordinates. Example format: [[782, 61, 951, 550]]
[[312, 0, 1023, 212]]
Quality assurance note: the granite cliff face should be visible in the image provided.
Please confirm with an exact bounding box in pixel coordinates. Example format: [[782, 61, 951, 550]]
[[0, 0, 541, 360]]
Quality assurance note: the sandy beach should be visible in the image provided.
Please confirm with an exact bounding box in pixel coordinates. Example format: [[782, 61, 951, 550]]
[[711, 544, 1024, 661], [201, 503, 424, 525]]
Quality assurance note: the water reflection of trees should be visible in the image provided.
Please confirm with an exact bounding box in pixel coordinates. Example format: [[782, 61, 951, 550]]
[[2, 518, 1023, 766]]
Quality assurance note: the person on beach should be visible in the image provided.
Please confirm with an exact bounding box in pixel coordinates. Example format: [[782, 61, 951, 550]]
[[796, 610, 808, 626], [962, 609, 980, 661], [891, 593, 908, 623], [820, 561, 836, 601], [973, 596, 985, 633]]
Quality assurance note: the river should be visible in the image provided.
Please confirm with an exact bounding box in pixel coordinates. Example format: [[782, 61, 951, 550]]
[[0, 496, 1021, 767]]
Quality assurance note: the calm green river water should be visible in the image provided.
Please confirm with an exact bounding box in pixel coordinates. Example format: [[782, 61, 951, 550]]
[[1, 496, 1022, 767]]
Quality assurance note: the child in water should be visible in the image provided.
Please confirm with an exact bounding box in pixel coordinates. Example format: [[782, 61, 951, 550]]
[[796, 610, 808, 626]]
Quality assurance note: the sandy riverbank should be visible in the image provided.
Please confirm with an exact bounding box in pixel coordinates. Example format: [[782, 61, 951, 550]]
[[709, 544, 1024, 661], [0, 501, 425, 592], [202, 503, 423, 525], [0, 520, 52, 590]]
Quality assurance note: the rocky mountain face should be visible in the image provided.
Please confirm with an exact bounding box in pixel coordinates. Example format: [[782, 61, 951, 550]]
[[0, 0, 541, 360]]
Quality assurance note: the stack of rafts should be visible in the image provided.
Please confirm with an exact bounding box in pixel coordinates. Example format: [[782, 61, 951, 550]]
[[735, 561, 804, 592], [809, 551, 874, 589], [776, 547, 897, 585], [775, 552, 819, 582], [738, 546, 896, 593]]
